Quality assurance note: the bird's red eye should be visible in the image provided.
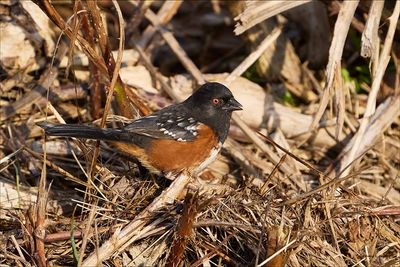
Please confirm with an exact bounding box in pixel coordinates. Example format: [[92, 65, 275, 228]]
[[212, 98, 220, 105]]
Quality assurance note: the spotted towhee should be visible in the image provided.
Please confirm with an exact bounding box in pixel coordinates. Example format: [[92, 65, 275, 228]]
[[37, 82, 242, 177]]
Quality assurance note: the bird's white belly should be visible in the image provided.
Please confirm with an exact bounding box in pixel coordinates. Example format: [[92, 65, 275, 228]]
[[193, 142, 222, 175]]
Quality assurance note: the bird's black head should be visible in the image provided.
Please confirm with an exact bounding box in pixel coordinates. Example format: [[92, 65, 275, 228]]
[[184, 82, 242, 142]]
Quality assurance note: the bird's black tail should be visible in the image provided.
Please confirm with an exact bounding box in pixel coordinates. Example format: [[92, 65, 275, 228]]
[[36, 122, 132, 143]]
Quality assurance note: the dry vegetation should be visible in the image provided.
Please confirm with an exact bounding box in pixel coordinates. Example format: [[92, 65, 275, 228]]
[[1, 0, 399, 266]]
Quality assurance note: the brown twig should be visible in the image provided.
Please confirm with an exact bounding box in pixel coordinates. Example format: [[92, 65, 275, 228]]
[[85, 0, 134, 119], [144, 9, 206, 85], [133, 41, 182, 102], [234, 0, 311, 35], [34, 141, 48, 267], [260, 154, 287, 196], [310, 0, 359, 138], [45, 230, 82, 242], [0, 41, 68, 120], [82, 172, 191, 266], [77, 203, 98, 267], [191, 232, 236, 267], [225, 28, 281, 84], [79, 1, 102, 119], [222, 28, 301, 180], [125, 0, 152, 40], [339, 2, 400, 178], [136, 0, 183, 48], [32, 0, 107, 73], [166, 192, 198, 267], [24, 146, 87, 187], [65, 0, 80, 78], [361, 0, 384, 76], [34, 0, 149, 117], [85, 0, 126, 183]]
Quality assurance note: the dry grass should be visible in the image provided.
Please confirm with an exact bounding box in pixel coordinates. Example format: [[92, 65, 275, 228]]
[[1, 1, 399, 266]]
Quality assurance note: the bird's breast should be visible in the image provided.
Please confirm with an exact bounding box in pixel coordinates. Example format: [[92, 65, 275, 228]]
[[146, 124, 219, 175]]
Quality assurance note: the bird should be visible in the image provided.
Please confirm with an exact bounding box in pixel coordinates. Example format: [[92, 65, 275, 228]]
[[37, 82, 242, 178]]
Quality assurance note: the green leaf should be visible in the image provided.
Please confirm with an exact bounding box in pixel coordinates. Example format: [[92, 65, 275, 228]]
[[341, 68, 352, 83], [282, 91, 297, 106], [242, 63, 264, 84], [70, 220, 79, 267]]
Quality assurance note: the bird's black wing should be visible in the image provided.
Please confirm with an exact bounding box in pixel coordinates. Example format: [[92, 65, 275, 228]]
[[123, 106, 199, 142]]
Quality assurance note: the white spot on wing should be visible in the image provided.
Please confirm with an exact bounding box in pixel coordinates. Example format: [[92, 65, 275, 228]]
[[185, 125, 197, 131]]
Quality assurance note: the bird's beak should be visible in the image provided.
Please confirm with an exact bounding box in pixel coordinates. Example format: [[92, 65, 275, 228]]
[[223, 97, 243, 111]]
